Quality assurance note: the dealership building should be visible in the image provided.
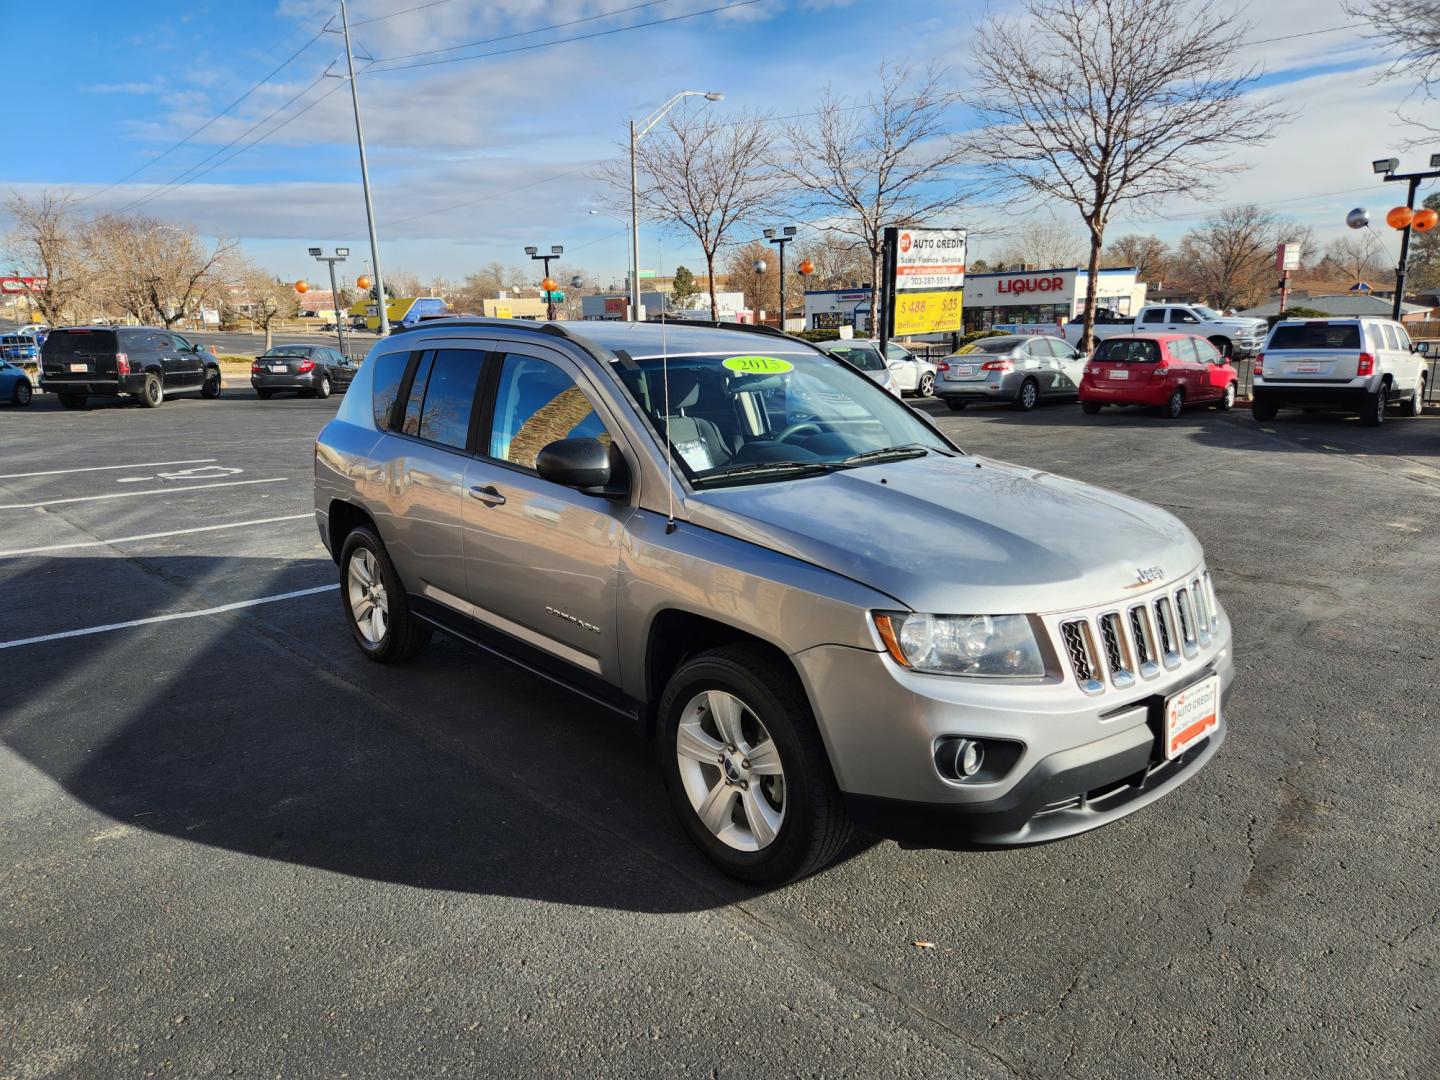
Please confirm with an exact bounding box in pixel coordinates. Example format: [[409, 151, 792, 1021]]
[[802, 266, 1147, 335]]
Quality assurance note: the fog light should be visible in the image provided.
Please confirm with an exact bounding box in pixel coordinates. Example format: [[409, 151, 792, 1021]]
[[955, 739, 984, 777]]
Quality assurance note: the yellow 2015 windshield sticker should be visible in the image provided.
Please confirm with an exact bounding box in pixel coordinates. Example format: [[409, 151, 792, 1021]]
[[722, 355, 795, 374]]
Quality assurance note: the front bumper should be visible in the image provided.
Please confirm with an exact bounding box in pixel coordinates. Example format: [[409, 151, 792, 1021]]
[[793, 613, 1234, 848]]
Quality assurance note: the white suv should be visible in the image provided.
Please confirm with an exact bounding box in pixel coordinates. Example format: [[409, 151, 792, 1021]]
[[1252, 317, 1431, 426]]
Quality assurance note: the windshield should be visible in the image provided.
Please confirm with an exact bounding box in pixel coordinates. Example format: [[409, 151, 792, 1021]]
[[824, 344, 885, 371], [610, 347, 952, 487], [1095, 339, 1161, 363], [263, 345, 313, 357], [1193, 306, 1222, 320], [1268, 323, 1361, 350]]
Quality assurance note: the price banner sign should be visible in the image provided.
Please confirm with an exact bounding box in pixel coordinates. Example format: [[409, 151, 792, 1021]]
[[887, 228, 965, 335]]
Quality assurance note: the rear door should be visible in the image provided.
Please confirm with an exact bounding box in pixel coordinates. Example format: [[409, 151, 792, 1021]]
[[1167, 337, 1208, 399]]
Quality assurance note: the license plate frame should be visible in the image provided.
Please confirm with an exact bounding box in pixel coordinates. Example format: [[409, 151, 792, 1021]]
[[1109, 369, 1129, 380], [69, 363, 87, 372], [947, 364, 977, 379], [1164, 674, 1220, 759], [269, 365, 288, 374]]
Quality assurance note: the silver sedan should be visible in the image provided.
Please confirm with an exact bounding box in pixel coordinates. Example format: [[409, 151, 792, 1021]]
[[933, 334, 1085, 412]]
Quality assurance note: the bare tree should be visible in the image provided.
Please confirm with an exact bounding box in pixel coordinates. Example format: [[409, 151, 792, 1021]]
[[3, 191, 91, 325], [82, 214, 235, 328], [1174, 204, 1285, 309], [775, 64, 969, 332], [963, 0, 1285, 349], [1320, 234, 1393, 286], [791, 233, 872, 291], [991, 220, 1088, 271], [722, 239, 803, 317], [1346, 0, 1440, 135], [602, 108, 780, 320], [1103, 234, 1172, 282], [235, 263, 299, 351]]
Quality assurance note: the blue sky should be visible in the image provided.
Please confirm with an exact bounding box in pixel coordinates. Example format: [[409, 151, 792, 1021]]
[[4, 0, 1429, 285]]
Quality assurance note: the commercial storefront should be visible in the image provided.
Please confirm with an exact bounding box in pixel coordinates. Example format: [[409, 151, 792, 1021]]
[[802, 268, 1145, 336]]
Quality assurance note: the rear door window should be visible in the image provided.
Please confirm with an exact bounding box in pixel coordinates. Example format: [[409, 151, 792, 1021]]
[[370, 350, 412, 430], [1268, 323, 1361, 350]]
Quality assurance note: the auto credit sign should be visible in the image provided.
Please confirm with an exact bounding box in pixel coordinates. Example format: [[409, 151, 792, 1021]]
[[889, 227, 965, 336]]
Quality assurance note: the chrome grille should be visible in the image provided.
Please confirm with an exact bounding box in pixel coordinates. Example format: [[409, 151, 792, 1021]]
[[1055, 569, 1220, 692]]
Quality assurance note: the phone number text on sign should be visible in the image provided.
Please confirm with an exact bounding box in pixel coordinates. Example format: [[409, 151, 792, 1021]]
[[893, 290, 964, 335]]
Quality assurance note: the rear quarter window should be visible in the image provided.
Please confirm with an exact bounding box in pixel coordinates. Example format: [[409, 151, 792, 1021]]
[[1268, 324, 1361, 350], [370, 350, 412, 430]]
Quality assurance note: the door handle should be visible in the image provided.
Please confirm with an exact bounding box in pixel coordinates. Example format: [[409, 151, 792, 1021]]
[[469, 485, 506, 506]]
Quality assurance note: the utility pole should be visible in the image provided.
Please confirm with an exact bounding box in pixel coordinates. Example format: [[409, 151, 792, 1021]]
[[338, 1, 389, 336]]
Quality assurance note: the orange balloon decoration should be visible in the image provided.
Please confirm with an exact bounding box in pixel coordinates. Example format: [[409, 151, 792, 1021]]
[[1412, 208, 1439, 233], [356, 274, 372, 291], [294, 279, 310, 294], [1386, 206, 1414, 230], [541, 277, 558, 292], [798, 259, 816, 275]]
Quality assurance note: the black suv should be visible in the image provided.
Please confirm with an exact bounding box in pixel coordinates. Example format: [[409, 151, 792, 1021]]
[[40, 326, 222, 409]]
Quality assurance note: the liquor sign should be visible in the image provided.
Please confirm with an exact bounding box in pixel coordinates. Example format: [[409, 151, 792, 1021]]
[[887, 227, 966, 336], [1, 276, 47, 294]]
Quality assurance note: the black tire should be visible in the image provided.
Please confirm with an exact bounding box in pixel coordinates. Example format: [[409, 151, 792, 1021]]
[[1216, 382, 1236, 412], [1015, 377, 1040, 411], [314, 374, 332, 400], [58, 394, 87, 410], [137, 372, 163, 408], [1404, 375, 1425, 417], [1251, 396, 1278, 422], [917, 372, 935, 398], [944, 399, 968, 411], [255, 388, 272, 400], [1359, 384, 1387, 427], [657, 644, 852, 884], [11, 380, 33, 407], [339, 526, 433, 663], [200, 369, 221, 399], [1163, 388, 1184, 419], [1081, 401, 1102, 415], [1209, 337, 1233, 360]]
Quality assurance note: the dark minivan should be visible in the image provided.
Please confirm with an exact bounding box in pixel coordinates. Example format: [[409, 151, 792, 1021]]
[[41, 326, 222, 409]]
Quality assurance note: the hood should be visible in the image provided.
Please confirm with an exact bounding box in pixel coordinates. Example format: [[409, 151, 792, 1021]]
[[1214, 318, 1267, 332], [685, 453, 1202, 614]]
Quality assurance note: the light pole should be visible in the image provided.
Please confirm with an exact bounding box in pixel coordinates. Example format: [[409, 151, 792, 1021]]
[[337, 0, 389, 336], [762, 226, 797, 329], [526, 245, 564, 321], [1371, 153, 1440, 321], [629, 90, 723, 319], [308, 246, 351, 356]]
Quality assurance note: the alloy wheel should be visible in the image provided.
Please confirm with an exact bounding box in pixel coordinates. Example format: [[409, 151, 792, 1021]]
[[347, 548, 389, 644], [675, 689, 786, 852], [918, 372, 935, 397], [15, 382, 31, 406], [1020, 380, 1038, 410]]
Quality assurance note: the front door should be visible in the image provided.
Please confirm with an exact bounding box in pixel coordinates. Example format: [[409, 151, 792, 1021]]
[[461, 343, 632, 686]]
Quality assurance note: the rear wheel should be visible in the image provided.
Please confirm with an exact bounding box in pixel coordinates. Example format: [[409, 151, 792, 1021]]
[[1015, 377, 1040, 411], [137, 373, 163, 408], [1251, 396, 1278, 422], [658, 644, 851, 884], [58, 394, 87, 410], [11, 380, 32, 407], [1359, 384, 1387, 427], [255, 388, 272, 400], [1081, 401, 1102, 415], [1216, 382, 1236, 411], [314, 374, 331, 400], [200, 370, 221, 398], [916, 372, 935, 398], [340, 527, 432, 663], [944, 399, 968, 411], [1163, 388, 1184, 419]]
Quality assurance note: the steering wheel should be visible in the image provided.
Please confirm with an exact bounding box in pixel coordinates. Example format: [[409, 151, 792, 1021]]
[[772, 421, 822, 444]]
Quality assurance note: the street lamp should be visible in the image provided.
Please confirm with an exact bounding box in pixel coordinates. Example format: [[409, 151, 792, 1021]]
[[309, 247, 351, 355], [526, 244, 564, 320], [762, 225, 798, 330], [629, 89, 723, 318], [1368, 151, 1440, 319]]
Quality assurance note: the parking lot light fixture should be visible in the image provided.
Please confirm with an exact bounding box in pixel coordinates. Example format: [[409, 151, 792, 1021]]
[[310, 247, 350, 356], [527, 245, 564, 321], [1370, 152, 1440, 318], [1373, 158, 1399, 175]]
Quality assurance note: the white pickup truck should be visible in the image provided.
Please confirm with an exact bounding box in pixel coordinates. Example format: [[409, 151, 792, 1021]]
[[1063, 304, 1269, 358]]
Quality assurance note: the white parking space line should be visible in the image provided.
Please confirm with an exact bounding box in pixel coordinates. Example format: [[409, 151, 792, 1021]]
[[0, 477, 289, 510], [0, 514, 314, 558], [0, 584, 340, 651], [0, 459, 217, 480]]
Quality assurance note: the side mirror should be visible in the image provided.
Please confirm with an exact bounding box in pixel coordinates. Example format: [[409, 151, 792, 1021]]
[[1414, 341, 1430, 355], [536, 437, 612, 491]]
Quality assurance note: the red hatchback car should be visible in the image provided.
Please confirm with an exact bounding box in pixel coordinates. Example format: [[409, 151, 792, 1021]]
[[1079, 333, 1238, 418]]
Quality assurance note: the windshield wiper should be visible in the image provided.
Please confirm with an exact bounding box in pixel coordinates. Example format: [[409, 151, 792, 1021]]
[[693, 460, 836, 487], [837, 445, 933, 467]]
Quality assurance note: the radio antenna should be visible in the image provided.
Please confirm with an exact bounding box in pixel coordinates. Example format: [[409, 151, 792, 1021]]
[[661, 311, 677, 533]]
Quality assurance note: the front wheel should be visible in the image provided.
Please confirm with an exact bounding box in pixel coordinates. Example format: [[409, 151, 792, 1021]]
[[658, 645, 851, 884], [1359, 385, 1387, 427], [1209, 337, 1233, 360], [917, 372, 935, 398], [944, 399, 968, 411], [1015, 377, 1039, 411], [1081, 401, 1102, 415], [1404, 374, 1426, 416], [1216, 382, 1236, 411], [58, 394, 87, 410], [200, 370, 221, 398], [255, 388, 272, 400], [137, 373, 163, 408], [11, 380, 32, 407], [339, 526, 433, 663], [1163, 388, 1184, 419]]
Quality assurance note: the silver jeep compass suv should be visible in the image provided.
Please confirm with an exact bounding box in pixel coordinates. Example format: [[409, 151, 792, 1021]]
[[314, 319, 1233, 883]]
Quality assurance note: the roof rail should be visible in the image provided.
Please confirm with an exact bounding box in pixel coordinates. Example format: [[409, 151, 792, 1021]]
[[646, 315, 792, 340]]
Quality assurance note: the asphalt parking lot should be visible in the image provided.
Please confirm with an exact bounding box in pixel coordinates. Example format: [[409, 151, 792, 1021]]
[[2, 382, 1437, 1079]]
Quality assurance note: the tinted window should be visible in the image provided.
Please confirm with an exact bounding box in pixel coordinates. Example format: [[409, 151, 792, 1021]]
[[370, 350, 411, 430], [401, 352, 435, 436], [1140, 309, 1166, 324], [44, 329, 118, 358], [1268, 323, 1362, 350], [266, 345, 312, 357], [170, 334, 193, 351], [409, 349, 482, 449], [827, 344, 885, 371], [490, 354, 608, 470], [1095, 339, 1161, 363], [965, 338, 1022, 355], [1171, 308, 1200, 324]]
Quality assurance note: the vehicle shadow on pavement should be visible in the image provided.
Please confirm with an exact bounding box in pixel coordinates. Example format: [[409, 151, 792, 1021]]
[[0, 554, 874, 910]]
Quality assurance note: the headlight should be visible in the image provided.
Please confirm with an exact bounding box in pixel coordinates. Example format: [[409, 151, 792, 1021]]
[[872, 612, 1045, 676]]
